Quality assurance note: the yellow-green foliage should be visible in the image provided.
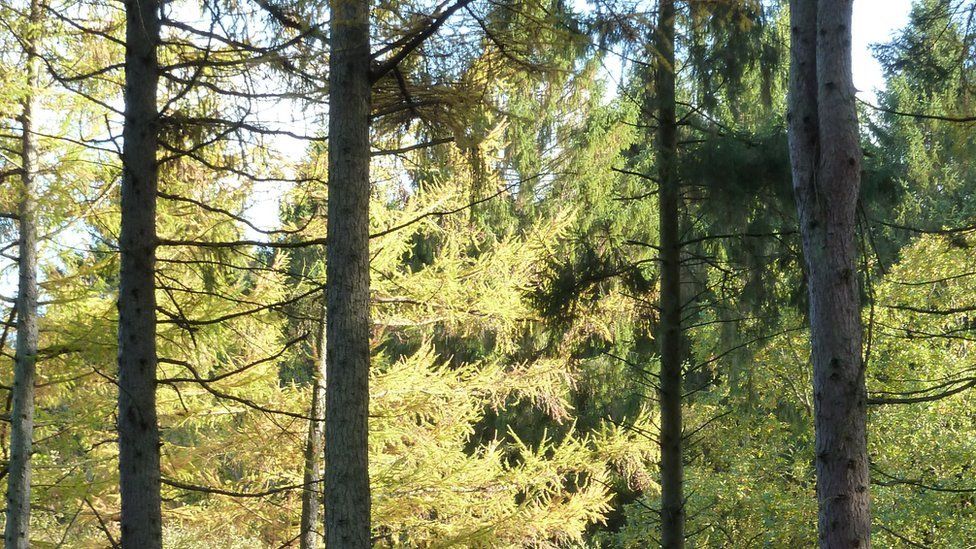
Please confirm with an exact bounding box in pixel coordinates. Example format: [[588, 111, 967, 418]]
[[2, 124, 657, 545], [868, 234, 976, 545]]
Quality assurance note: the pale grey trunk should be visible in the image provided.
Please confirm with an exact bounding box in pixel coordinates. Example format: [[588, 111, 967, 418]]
[[787, 0, 871, 546], [118, 0, 163, 546], [655, 0, 684, 547], [721, 312, 754, 405], [4, 1, 41, 545], [299, 317, 326, 549], [324, 0, 372, 546]]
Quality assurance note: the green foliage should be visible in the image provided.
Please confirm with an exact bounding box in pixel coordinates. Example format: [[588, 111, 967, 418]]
[[2, 0, 976, 546]]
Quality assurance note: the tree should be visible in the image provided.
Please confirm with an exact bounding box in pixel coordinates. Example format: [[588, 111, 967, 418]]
[[871, 0, 976, 235], [324, 0, 372, 544], [300, 316, 326, 549], [7, 0, 976, 545], [117, 0, 163, 545], [653, 0, 684, 546], [787, 0, 871, 546], [4, 0, 41, 546]]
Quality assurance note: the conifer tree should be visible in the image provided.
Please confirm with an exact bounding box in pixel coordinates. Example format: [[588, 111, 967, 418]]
[[2, 0, 976, 546], [652, 1, 684, 546], [118, 0, 163, 545], [324, 0, 372, 544], [299, 316, 326, 549], [787, 0, 871, 545], [4, 1, 41, 546]]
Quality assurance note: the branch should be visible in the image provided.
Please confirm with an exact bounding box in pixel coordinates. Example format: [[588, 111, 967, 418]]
[[680, 230, 796, 247], [868, 377, 976, 405], [84, 498, 120, 549], [369, 178, 520, 239], [859, 97, 976, 123], [160, 334, 306, 383], [250, 0, 329, 44], [370, 0, 477, 83], [612, 166, 658, 183], [872, 466, 976, 493], [881, 303, 976, 315], [870, 217, 976, 235], [371, 136, 453, 156], [157, 236, 328, 249], [162, 477, 315, 498]]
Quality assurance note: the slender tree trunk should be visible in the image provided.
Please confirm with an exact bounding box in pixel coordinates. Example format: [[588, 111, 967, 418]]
[[325, 0, 372, 546], [117, 0, 163, 546], [4, 1, 42, 545], [299, 316, 326, 549], [787, 1, 871, 546], [655, 0, 684, 547]]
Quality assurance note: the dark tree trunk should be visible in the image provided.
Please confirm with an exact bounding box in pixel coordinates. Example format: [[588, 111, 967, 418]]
[[324, 0, 372, 546], [655, 0, 684, 547], [300, 317, 326, 549], [4, 1, 41, 545], [117, 0, 163, 546], [787, 0, 871, 546]]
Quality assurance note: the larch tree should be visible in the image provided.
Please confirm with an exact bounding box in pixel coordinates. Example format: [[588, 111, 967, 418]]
[[322, 0, 478, 542], [300, 315, 326, 549], [325, 0, 373, 545], [118, 0, 163, 545], [4, 0, 41, 546], [787, 0, 871, 546]]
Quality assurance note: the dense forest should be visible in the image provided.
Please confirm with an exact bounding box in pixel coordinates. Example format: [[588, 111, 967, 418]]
[[0, 0, 974, 546]]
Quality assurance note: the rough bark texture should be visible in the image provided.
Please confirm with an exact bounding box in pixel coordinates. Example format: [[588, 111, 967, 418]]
[[655, 0, 684, 547], [787, 1, 871, 546], [300, 317, 326, 549], [325, 0, 372, 546], [118, 0, 163, 546], [4, 1, 42, 545]]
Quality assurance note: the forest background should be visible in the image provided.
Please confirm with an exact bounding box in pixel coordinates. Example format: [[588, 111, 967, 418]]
[[1, 0, 975, 547]]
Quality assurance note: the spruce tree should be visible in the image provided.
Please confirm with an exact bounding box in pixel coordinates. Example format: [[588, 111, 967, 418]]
[[787, 0, 871, 545]]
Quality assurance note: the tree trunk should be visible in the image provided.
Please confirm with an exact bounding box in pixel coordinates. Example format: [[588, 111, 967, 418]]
[[4, 1, 41, 545], [787, 1, 871, 546], [300, 316, 326, 549], [117, 0, 163, 546], [324, 0, 372, 546], [655, 0, 684, 547]]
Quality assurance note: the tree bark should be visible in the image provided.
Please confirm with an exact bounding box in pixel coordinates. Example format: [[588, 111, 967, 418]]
[[4, 1, 42, 545], [787, 1, 871, 546], [655, 0, 684, 547], [325, 0, 372, 546], [300, 316, 326, 549], [118, 0, 163, 546]]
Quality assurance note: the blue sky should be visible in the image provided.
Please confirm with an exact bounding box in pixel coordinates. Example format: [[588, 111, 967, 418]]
[[853, 0, 914, 100]]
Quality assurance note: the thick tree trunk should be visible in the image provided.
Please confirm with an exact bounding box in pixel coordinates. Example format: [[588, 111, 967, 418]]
[[117, 0, 163, 546], [4, 1, 42, 545], [299, 317, 326, 549], [787, 1, 871, 547], [324, 0, 372, 546], [655, 0, 684, 547]]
